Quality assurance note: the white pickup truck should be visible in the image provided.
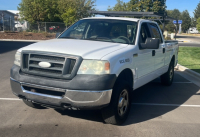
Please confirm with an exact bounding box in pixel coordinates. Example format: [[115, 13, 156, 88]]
[[10, 17, 178, 125]]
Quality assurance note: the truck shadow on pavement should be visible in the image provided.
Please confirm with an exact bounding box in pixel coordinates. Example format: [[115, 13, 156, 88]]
[[125, 72, 200, 125], [55, 109, 103, 123], [55, 73, 200, 126], [0, 41, 35, 54]]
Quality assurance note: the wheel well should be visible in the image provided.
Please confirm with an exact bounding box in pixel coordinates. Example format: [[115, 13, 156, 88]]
[[114, 69, 133, 88], [171, 55, 175, 67]]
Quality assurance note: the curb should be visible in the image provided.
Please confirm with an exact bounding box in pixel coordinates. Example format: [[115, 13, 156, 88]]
[[0, 39, 43, 42], [175, 64, 200, 79]]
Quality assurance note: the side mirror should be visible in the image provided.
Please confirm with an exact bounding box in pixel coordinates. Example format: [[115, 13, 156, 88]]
[[56, 32, 61, 38], [140, 38, 159, 49]]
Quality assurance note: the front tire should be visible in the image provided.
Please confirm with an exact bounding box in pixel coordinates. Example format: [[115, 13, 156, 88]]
[[23, 99, 46, 109], [160, 60, 174, 86], [101, 81, 131, 125]]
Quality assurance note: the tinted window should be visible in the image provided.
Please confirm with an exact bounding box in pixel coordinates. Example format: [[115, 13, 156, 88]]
[[149, 24, 163, 43], [59, 19, 138, 45]]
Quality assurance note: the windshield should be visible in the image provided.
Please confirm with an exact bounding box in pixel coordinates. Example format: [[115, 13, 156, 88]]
[[59, 19, 138, 45]]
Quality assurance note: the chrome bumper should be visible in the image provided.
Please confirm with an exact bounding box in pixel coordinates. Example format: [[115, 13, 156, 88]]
[[10, 77, 112, 109]]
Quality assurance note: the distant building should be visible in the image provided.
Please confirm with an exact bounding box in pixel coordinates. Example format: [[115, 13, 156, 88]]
[[0, 10, 18, 31]]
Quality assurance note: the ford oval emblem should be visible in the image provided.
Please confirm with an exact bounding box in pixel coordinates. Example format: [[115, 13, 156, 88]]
[[38, 62, 51, 68]]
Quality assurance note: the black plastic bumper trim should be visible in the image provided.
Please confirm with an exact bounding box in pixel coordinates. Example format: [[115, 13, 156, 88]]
[[10, 65, 117, 90]]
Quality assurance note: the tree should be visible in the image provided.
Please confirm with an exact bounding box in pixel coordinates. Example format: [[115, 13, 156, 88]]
[[18, 0, 60, 23], [18, 0, 95, 27], [180, 10, 191, 32], [108, 0, 128, 11], [60, 0, 95, 26], [196, 17, 200, 31], [126, 0, 139, 11], [164, 9, 181, 33], [191, 17, 197, 27], [170, 9, 181, 20], [109, 0, 165, 14], [194, 1, 200, 20], [152, 0, 164, 13]]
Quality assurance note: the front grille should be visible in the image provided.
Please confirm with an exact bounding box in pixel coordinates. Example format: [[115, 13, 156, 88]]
[[30, 54, 65, 62], [21, 52, 80, 79], [29, 67, 62, 75]]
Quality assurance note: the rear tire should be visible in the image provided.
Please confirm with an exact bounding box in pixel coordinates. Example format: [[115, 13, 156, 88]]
[[160, 60, 174, 86], [23, 99, 46, 109], [101, 81, 131, 125]]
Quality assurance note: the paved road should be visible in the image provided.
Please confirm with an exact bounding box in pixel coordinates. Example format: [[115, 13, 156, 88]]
[[1, 41, 200, 137], [179, 43, 200, 47], [176, 35, 200, 43]]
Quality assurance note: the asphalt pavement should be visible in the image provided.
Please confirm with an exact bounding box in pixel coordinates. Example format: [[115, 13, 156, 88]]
[[1, 41, 200, 137], [179, 42, 200, 47], [176, 35, 200, 44]]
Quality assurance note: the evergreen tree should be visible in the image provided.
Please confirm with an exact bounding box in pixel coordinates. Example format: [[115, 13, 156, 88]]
[[194, 1, 200, 20], [180, 10, 191, 32], [109, 0, 166, 14], [191, 17, 197, 27], [196, 17, 200, 31]]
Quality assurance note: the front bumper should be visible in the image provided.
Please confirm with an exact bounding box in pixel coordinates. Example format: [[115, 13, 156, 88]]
[[10, 77, 112, 109], [10, 65, 116, 109]]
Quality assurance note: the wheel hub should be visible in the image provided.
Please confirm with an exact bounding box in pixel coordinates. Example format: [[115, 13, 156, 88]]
[[118, 89, 129, 116], [170, 68, 173, 80]]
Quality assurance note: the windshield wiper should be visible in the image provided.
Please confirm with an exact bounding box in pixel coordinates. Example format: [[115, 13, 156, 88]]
[[85, 37, 115, 43], [59, 36, 79, 39]]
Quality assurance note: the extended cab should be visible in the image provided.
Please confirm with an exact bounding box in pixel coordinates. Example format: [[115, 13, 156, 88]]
[[10, 17, 178, 125]]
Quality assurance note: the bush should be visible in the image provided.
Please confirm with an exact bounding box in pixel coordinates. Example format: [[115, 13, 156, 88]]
[[165, 36, 172, 40]]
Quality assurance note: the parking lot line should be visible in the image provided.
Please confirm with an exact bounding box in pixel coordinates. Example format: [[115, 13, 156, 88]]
[[132, 103, 200, 108], [0, 98, 21, 101], [152, 82, 193, 84], [173, 82, 193, 83]]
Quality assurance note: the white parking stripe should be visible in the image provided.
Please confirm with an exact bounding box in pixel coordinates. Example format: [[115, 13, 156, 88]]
[[173, 82, 193, 83], [1, 99, 199, 108], [132, 103, 200, 108], [0, 98, 21, 101], [152, 82, 193, 84]]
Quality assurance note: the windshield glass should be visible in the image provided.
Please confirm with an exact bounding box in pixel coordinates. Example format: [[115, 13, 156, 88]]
[[59, 19, 138, 45]]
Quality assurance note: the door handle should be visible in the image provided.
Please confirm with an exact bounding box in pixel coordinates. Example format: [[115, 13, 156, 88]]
[[152, 50, 156, 56], [163, 48, 165, 53]]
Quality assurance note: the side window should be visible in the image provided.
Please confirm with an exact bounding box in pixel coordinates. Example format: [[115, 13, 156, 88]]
[[127, 25, 137, 44], [140, 23, 151, 43], [149, 24, 163, 43]]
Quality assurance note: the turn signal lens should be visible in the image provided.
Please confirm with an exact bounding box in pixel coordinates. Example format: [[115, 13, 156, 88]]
[[14, 51, 21, 66]]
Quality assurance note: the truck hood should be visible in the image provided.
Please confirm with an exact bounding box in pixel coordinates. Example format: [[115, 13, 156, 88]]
[[19, 39, 128, 59]]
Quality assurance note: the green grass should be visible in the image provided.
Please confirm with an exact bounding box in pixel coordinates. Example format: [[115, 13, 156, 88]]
[[178, 47, 200, 74]]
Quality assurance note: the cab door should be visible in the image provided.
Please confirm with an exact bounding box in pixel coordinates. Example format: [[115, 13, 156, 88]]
[[149, 23, 165, 74], [134, 23, 156, 79]]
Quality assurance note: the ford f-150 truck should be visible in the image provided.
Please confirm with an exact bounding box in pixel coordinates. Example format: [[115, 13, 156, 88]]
[[10, 17, 178, 125]]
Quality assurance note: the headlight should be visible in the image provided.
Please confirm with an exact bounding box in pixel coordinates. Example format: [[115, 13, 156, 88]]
[[77, 60, 110, 74], [14, 51, 21, 66]]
